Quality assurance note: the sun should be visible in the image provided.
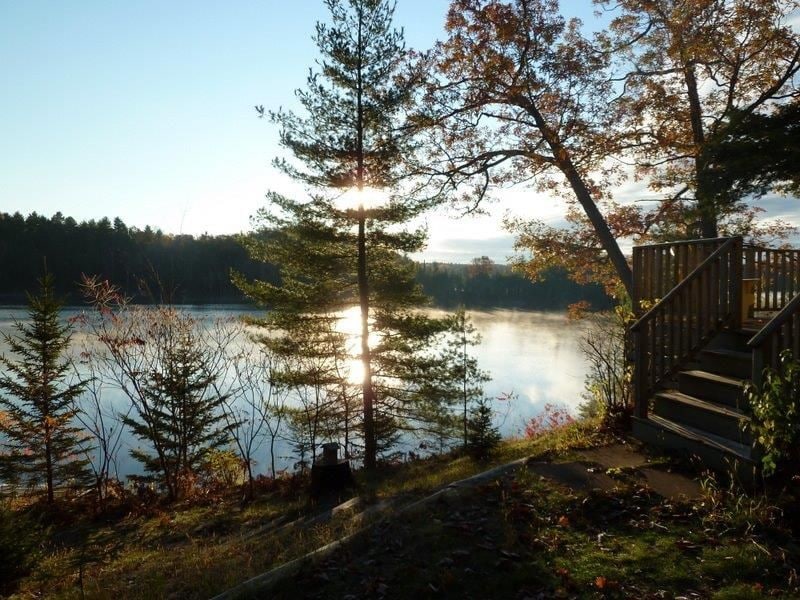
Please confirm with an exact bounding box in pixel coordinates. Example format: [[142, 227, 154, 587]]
[[346, 359, 366, 385], [335, 186, 389, 211]]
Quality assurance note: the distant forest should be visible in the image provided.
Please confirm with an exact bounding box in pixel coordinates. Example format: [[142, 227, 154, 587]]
[[0, 212, 611, 309]]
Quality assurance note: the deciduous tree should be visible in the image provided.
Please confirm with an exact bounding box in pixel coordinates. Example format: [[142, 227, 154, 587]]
[[417, 0, 634, 297], [599, 0, 800, 238], [80, 278, 233, 501]]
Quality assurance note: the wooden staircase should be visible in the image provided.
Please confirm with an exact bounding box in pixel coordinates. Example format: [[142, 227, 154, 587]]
[[629, 238, 800, 481], [632, 328, 756, 480]]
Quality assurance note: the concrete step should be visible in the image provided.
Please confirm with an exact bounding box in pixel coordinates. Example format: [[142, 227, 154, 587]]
[[700, 348, 752, 378], [653, 390, 751, 445], [678, 370, 748, 409], [631, 414, 757, 484]]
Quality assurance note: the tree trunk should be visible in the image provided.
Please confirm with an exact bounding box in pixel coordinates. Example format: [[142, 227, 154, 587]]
[[519, 97, 634, 298], [354, 9, 377, 471], [683, 62, 717, 238], [358, 212, 377, 470], [558, 157, 634, 298], [45, 435, 54, 504], [462, 332, 468, 447], [246, 460, 254, 500]]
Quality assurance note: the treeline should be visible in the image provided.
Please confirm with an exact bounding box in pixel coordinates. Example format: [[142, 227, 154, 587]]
[[417, 259, 613, 310], [0, 212, 610, 309], [0, 211, 278, 303]]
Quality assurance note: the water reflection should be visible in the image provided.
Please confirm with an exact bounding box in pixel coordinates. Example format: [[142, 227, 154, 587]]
[[434, 310, 587, 434], [0, 306, 588, 475]]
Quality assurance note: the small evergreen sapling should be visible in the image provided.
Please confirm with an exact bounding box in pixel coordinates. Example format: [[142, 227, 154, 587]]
[[466, 397, 501, 460], [118, 311, 233, 501], [0, 273, 91, 503]]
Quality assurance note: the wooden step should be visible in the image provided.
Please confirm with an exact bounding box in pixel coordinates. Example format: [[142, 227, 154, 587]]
[[700, 348, 752, 378], [678, 370, 748, 409], [632, 415, 757, 483], [710, 330, 752, 353], [653, 390, 751, 445]]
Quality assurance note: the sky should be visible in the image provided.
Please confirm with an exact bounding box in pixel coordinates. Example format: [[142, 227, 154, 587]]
[[1, 1, 798, 263]]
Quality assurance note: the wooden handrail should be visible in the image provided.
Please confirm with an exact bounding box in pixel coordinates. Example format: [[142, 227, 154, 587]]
[[632, 237, 729, 314], [747, 290, 800, 389], [742, 245, 800, 311], [748, 291, 800, 349], [636, 237, 731, 250], [631, 237, 739, 332], [630, 236, 742, 419]]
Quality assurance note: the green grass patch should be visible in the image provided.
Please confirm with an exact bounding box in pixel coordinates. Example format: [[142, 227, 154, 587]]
[[8, 420, 798, 599]]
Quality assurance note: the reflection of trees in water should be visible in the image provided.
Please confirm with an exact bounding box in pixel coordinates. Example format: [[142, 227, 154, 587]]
[[0, 307, 588, 474]]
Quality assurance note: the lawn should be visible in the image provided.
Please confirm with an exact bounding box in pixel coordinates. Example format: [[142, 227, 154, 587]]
[[4, 420, 798, 599]]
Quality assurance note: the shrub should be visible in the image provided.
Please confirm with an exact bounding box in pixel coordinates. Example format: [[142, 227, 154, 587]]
[[466, 398, 501, 460], [746, 350, 800, 477], [0, 504, 45, 594], [578, 307, 633, 425], [524, 403, 575, 438], [199, 449, 245, 492]]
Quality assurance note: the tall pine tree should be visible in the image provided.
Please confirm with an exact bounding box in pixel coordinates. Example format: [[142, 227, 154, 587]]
[[0, 273, 91, 503], [238, 0, 449, 469]]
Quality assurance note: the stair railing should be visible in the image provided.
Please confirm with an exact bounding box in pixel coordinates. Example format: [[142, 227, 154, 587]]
[[743, 246, 800, 312], [747, 291, 800, 388], [632, 237, 731, 315], [630, 237, 743, 418]]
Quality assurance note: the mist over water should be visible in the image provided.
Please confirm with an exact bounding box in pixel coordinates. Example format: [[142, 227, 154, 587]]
[[0, 306, 588, 478]]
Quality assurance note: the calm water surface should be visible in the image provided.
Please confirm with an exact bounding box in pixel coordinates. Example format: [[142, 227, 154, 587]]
[[0, 306, 589, 476]]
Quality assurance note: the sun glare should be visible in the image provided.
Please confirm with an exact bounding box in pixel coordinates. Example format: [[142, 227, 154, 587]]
[[346, 359, 366, 385], [336, 186, 388, 211], [337, 307, 378, 385]]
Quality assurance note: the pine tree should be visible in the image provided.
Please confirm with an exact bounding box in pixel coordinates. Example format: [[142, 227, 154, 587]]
[[239, 0, 447, 469], [466, 398, 501, 461], [119, 310, 232, 501], [441, 309, 490, 448], [0, 273, 91, 503]]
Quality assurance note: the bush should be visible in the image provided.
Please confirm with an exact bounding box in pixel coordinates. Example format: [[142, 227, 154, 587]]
[[578, 307, 633, 425], [524, 403, 574, 438], [198, 449, 246, 492], [0, 504, 45, 594], [746, 350, 800, 477], [466, 398, 501, 460]]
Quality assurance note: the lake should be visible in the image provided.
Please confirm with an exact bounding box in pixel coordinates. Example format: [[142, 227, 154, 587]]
[[0, 305, 590, 477]]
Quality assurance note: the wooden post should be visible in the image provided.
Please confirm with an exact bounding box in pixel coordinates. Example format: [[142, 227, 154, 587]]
[[741, 279, 758, 325], [751, 346, 765, 390], [632, 248, 642, 315], [731, 237, 743, 330], [632, 329, 647, 419]]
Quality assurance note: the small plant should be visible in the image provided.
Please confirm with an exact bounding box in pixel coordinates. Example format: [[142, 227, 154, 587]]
[[0, 504, 45, 594], [746, 350, 800, 477], [466, 398, 501, 460], [524, 403, 574, 438], [198, 449, 245, 492], [578, 306, 633, 426]]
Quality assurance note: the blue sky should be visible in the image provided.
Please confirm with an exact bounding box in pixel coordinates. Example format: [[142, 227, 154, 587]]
[[1, 1, 797, 262]]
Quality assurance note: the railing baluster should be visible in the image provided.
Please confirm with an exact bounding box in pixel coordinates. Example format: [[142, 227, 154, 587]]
[[759, 248, 766, 311], [631, 238, 742, 415]]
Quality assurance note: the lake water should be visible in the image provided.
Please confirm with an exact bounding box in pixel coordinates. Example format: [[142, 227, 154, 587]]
[[0, 306, 589, 478]]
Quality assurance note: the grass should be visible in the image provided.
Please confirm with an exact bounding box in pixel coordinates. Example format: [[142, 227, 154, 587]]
[[268, 459, 800, 599], [4, 419, 798, 599]]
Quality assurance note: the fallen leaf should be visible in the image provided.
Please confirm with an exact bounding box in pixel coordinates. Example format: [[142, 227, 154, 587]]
[[555, 567, 571, 581]]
